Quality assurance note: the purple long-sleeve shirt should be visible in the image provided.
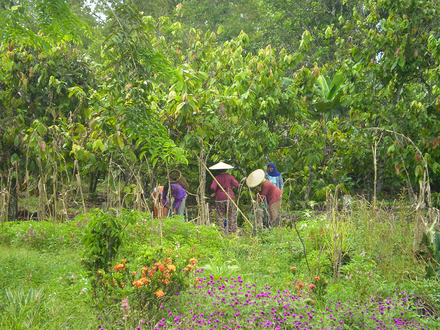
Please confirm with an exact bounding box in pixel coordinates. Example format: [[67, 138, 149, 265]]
[[162, 183, 187, 210]]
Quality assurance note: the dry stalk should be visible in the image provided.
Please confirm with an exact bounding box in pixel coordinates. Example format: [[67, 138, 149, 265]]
[[325, 187, 349, 284], [107, 155, 113, 210], [368, 127, 438, 246], [372, 139, 377, 214], [74, 160, 87, 216], [0, 174, 7, 226], [121, 153, 150, 213], [195, 148, 208, 226]]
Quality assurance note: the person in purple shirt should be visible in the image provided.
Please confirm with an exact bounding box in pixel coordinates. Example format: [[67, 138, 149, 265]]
[[162, 183, 187, 217]]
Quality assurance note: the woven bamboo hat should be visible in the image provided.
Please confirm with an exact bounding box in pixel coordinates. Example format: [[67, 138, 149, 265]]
[[209, 162, 234, 170], [246, 169, 265, 188]]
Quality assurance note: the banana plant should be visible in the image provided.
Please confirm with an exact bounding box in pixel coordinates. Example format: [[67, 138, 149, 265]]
[[312, 71, 345, 118]]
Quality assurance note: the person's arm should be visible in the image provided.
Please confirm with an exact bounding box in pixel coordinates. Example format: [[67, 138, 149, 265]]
[[255, 181, 268, 203], [210, 180, 218, 192], [173, 198, 182, 210], [232, 176, 240, 189], [162, 189, 168, 206]]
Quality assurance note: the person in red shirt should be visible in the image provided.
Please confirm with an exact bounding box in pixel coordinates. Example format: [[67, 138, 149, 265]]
[[247, 169, 282, 227], [210, 162, 240, 233]]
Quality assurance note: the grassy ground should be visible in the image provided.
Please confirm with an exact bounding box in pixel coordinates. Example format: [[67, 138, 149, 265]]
[[0, 246, 96, 329], [0, 199, 439, 329]]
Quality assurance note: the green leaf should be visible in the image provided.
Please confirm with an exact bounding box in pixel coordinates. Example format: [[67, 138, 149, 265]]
[[92, 139, 105, 152]]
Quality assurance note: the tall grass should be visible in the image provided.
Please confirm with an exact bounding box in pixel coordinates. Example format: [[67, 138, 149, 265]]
[[349, 197, 425, 281], [0, 246, 95, 329]]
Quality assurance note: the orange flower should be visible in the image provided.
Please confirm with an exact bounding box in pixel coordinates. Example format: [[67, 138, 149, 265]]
[[167, 264, 176, 272], [142, 267, 148, 272], [158, 265, 166, 272], [290, 266, 297, 271], [162, 279, 170, 285], [314, 276, 320, 281], [154, 290, 164, 297], [194, 278, 200, 286], [148, 270, 154, 277], [308, 283, 316, 290], [189, 258, 198, 264], [187, 264, 194, 270], [132, 280, 142, 288], [166, 258, 172, 264], [140, 277, 148, 285], [114, 264, 125, 271]]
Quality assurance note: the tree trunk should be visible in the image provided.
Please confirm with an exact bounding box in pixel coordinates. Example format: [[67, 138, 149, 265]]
[[8, 177, 18, 221], [305, 168, 315, 203], [88, 170, 99, 199]]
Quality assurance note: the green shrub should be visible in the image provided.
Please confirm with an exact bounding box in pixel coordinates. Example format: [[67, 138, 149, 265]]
[[81, 209, 138, 272]]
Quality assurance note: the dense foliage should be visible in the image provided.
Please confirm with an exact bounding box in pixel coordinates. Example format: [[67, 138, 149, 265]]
[[1, 1, 440, 328], [2, 0, 440, 216]]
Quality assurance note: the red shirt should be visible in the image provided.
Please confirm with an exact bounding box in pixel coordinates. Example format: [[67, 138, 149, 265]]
[[211, 173, 240, 201], [258, 180, 282, 205]]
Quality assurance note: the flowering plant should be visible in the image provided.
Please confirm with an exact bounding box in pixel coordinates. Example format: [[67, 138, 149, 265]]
[[93, 248, 198, 318]]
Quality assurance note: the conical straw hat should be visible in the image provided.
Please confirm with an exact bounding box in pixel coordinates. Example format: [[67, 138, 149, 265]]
[[246, 169, 265, 188], [209, 162, 234, 170]]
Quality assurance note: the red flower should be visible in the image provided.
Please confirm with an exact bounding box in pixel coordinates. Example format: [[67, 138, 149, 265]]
[[308, 283, 316, 290]]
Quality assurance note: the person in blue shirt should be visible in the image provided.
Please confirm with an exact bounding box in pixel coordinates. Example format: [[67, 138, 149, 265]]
[[265, 162, 283, 191]]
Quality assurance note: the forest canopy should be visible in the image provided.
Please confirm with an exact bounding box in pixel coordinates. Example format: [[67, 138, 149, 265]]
[[2, 0, 440, 221]]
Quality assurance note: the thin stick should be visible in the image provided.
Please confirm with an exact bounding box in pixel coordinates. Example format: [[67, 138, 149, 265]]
[[293, 221, 310, 273]]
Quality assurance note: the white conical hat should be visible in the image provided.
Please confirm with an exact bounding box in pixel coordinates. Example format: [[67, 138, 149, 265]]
[[246, 169, 265, 188], [209, 162, 234, 170]]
